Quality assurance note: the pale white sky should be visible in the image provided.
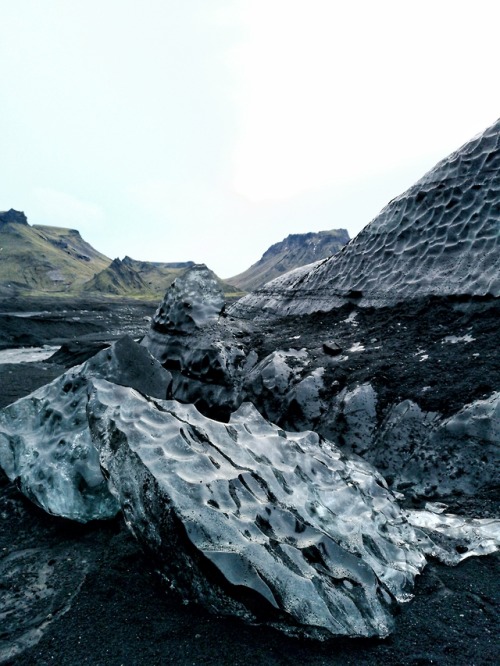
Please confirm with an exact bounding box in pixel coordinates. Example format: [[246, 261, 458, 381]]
[[1, 0, 499, 277]]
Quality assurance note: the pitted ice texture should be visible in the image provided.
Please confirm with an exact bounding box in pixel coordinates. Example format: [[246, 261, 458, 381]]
[[230, 118, 500, 317], [148, 263, 225, 334], [1, 368, 498, 638], [89, 380, 423, 638], [0, 337, 171, 521]]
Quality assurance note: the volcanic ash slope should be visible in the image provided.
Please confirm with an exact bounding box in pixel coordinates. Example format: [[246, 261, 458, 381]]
[[230, 118, 500, 318]]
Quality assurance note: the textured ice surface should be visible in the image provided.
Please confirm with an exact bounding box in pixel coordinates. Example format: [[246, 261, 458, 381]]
[[142, 264, 254, 419], [145, 263, 225, 334], [87, 381, 499, 638], [0, 337, 171, 521], [1, 368, 498, 638], [89, 380, 425, 638], [322, 386, 499, 498], [231, 118, 500, 317]]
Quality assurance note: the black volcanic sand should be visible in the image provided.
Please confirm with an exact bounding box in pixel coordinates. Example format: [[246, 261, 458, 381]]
[[0, 299, 156, 351], [0, 299, 499, 665], [243, 295, 500, 420]]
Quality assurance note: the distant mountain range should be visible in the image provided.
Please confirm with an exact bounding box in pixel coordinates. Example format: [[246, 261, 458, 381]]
[[228, 229, 350, 291], [0, 210, 238, 300], [0, 209, 351, 300]]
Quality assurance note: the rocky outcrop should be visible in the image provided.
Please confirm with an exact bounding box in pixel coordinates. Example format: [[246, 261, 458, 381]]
[[230, 118, 500, 318], [0, 209, 28, 226], [228, 229, 350, 292], [83, 257, 151, 296]]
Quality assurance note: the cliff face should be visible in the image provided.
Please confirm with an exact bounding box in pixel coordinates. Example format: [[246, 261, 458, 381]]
[[228, 229, 349, 291], [231, 118, 500, 318], [0, 209, 28, 226]]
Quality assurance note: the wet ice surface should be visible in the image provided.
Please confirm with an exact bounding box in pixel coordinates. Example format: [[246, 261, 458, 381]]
[[1, 352, 498, 639], [0, 337, 170, 521], [91, 379, 496, 639], [0, 346, 60, 364]]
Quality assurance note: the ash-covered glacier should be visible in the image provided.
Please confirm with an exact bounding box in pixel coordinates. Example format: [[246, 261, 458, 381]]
[[0, 119, 499, 646], [230, 117, 500, 318]]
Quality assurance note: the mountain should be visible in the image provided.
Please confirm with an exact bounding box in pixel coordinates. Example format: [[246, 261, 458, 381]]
[[0, 210, 240, 300], [231, 119, 500, 318], [0, 209, 110, 296], [84, 256, 241, 299], [227, 229, 350, 291]]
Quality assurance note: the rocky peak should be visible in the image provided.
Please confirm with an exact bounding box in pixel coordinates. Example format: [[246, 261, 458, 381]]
[[0, 209, 28, 226]]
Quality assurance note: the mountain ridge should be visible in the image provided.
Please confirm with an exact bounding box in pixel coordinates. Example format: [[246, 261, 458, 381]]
[[0, 211, 240, 300], [228, 228, 349, 291]]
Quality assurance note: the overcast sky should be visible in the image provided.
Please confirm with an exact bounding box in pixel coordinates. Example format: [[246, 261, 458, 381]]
[[1, 0, 499, 277]]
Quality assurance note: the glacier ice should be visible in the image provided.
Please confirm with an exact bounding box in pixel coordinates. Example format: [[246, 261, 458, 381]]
[[0, 336, 171, 521], [0, 362, 498, 638], [141, 264, 255, 419]]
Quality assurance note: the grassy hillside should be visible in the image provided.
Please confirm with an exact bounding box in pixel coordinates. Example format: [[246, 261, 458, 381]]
[[0, 218, 111, 296], [228, 229, 350, 291], [0, 210, 242, 301], [85, 257, 244, 300]]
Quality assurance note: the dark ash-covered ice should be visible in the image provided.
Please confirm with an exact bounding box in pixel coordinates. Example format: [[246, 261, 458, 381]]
[[0, 336, 171, 521], [142, 265, 255, 420], [230, 118, 500, 318]]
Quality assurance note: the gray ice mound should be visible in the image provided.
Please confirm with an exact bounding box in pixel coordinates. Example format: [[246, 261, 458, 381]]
[[231, 117, 500, 318], [145, 262, 225, 333], [89, 380, 425, 638], [87, 381, 499, 638], [327, 386, 500, 498], [142, 264, 255, 419], [0, 336, 171, 521], [0, 367, 498, 638]]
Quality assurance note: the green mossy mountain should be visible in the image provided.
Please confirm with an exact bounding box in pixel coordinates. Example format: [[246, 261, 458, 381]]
[[0, 210, 241, 301], [227, 229, 350, 291], [0, 209, 111, 296]]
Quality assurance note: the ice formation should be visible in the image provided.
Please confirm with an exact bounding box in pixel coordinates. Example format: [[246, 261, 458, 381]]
[[142, 264, 255, 419], [230, 118, 500, 318], [0, 336, 171, 521], [0, 350, 498, 637], [88, 380, 499, 638]]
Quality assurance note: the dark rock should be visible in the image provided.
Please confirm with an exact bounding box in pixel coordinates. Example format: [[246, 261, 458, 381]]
[[0, 209, 28, 226], [323, 340, 342, 355]]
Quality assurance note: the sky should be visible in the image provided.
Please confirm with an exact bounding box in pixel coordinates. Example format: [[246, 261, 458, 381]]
[[1, 0, 500, 278]]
